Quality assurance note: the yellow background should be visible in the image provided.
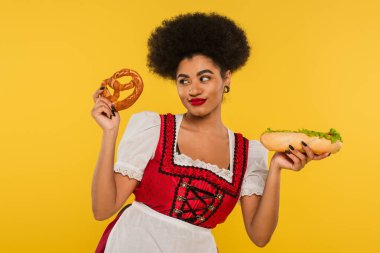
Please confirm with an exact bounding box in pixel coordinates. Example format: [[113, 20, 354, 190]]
[[1, 0, 379, 252]]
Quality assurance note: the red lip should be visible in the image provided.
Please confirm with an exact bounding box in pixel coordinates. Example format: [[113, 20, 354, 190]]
[[189, 98, 207, 106]]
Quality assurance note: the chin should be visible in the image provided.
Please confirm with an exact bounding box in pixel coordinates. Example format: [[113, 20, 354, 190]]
[[186, 108, 211, 118]]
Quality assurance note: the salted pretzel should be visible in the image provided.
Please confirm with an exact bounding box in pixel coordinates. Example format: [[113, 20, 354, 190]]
[[100, 68, 144, 111]]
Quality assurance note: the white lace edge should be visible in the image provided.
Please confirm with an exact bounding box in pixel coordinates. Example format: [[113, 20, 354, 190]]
[[173, 114, 234, 182], [237, 187, 264, 206], [113, 164, 143, 181], [240, 187, 264, 197], [173, 152, 233, 183]]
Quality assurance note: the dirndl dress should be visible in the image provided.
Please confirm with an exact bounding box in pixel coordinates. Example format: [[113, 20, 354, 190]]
[[95, 111, 269, 253]]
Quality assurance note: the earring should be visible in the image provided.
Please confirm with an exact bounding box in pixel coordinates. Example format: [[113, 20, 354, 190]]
[[224, 85, 230, 93]]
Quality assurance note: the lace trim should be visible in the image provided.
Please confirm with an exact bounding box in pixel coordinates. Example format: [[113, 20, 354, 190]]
[[237, 186, 264, 206], [173, 114, 234, 183], [173, 152, 233, 183], [240, 174, 266, 197], [240, 186, 264, 197], [237, 188, 264, 207], [114, 165, 143, 181]]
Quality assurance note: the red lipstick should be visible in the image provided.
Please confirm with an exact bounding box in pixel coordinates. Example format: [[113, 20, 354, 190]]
[[189, 98, 207, 106]]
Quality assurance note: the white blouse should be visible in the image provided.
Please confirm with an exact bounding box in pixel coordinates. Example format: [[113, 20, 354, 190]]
[[113, 111, 269, 198]]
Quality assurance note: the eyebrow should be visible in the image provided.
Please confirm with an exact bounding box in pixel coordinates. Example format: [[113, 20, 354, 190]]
[[176, 69, 214, 79]]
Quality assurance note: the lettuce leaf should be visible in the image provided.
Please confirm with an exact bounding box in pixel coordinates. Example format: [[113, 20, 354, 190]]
[[263, 128, 343, 143]]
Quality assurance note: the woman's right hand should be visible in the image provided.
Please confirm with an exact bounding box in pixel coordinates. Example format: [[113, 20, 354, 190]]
[[91, 88, 120, 131]]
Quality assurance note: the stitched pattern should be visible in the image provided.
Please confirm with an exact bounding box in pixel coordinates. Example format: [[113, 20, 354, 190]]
[[171, 179, 224, 226]]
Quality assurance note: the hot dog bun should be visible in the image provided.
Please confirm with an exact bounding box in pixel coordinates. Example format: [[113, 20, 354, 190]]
[[260, 128, 343, 155]]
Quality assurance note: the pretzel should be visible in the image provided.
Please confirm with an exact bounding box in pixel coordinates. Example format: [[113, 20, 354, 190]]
[[100, 68, 144, 111]]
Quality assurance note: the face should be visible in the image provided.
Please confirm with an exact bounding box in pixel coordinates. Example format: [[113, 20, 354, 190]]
[[175, 54, 231, 117]]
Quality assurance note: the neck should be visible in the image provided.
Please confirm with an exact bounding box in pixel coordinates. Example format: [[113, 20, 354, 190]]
[[183, 106, 226, 135]]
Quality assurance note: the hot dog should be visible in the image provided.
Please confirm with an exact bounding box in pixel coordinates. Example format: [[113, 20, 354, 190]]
[[260, 128, 343, 155]]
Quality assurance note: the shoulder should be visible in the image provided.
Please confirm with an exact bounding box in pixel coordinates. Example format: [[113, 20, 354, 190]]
[[130, 110, 161, 122], [126, 111, 186, 132], [127, 110, 161, 129], [248, 139, 268, 156], [129, 111, 181, 123], [234, 133, 268, 156], [245, 139, 269, 173]]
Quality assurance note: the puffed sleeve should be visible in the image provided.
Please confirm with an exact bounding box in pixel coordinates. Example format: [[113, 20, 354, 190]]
[[240, 140, 269, 197], [113, 111, 161, 181]]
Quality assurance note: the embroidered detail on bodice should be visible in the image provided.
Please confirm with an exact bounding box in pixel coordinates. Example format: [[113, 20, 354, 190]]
[[170, 178, 225, 225]]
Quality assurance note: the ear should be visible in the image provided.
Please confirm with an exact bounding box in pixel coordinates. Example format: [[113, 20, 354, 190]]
[[224, 70, 231, 85]]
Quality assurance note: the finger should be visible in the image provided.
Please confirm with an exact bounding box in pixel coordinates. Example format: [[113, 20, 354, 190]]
[[301, 140, 314, 161], [285, 150, 302, 170], [101, 110, 113, 119], [289, 145, 307, 167], [94, 104, 113, 117], [96, 96, 114, 109], [96, 98, 117, 117], [100, 111, 112, 119], [92, 87, 106, 102], [313, 152, 331, 160], [110, 104, 117, 117]]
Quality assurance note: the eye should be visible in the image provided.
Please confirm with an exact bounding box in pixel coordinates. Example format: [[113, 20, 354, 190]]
[[200, 76, 211, 82], [178, 79, 189, 85]]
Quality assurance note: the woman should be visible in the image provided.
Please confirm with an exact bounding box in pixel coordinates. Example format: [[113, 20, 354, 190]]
[[91, 12, 330, 253]]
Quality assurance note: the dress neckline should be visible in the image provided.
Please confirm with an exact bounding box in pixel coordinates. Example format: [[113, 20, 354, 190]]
[[173, 114, 234, 174]]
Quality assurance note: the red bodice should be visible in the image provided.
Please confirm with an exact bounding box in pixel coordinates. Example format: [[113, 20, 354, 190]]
[[134, 113, 249, 229]]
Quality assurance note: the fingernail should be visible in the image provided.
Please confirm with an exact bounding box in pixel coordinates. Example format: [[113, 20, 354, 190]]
[[328, 153, 331, 156], [99, 87, 105, 90], [301, 141, 307, 147], [286, 150, 291, 154], [289, 145, 294, 150], [111, 105, 116, 116]]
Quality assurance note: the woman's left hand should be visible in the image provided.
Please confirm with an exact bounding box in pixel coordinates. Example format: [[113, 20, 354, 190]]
[[269, 142, 331, 171]]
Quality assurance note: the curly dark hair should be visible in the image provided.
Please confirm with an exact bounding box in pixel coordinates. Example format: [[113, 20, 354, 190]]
[[146, 12, 251, 81]]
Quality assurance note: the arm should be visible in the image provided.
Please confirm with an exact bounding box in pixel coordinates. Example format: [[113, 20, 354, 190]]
[[91, 129, 139, 221], [240, 163, 281, 247], [241, 143, 330, 247]]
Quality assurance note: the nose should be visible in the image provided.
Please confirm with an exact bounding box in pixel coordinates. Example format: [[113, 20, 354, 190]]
[[189, 80, 202, 96]]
